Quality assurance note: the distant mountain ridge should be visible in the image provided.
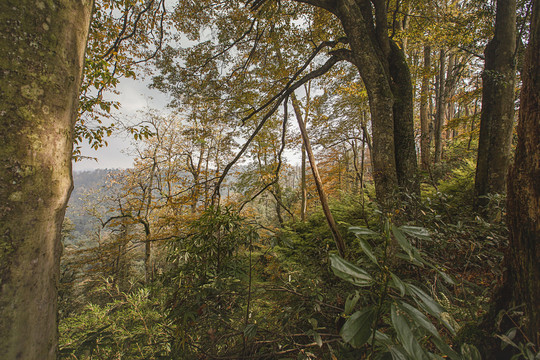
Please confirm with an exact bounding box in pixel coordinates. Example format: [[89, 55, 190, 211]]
[[65, 169, 118, 240]]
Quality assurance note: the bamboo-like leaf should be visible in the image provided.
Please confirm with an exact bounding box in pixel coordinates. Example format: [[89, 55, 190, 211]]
[[392, 224, 413, 260], [432, 337, 463, 360], [358, 238, 379, 265], [389, 346, 409, 360], [390, 272, 406, 297], [391, 304, 429, 360], [461, 343, 482, 360], [349, 226, 379, 237], [397, 301, 440, 339], [400, 226, 431, 240], [329, 254, 373, 287], [406, 284, 455, 334]]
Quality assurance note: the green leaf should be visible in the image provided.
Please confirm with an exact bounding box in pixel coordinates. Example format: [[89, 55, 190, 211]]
[[392, 224, 413, 260], [406, 284, 455, 335], [244, 323, 258, 339], [329, 254, 373, 287], [389, 346, 409, 360], [390, 272, 407, 297], [406, 284, 443, 316], [358, 238, 379, 265], [313, 331, 323, 347], [400, 226, 431, 240], [349, 226, 379, 237], [431, 337, 462, 360], [461, 343, 482, 360], [391, 304, 429, 360], [374, 330, 393, 346], [344, 292, 361, 315], [397, 302, 440, 339], [340, 307, 375, 348], [428, 354, 446, 360]]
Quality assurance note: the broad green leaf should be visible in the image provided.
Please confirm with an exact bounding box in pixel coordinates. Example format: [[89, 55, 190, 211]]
[[340, 308, 375, 348], [392, 224, 413, 260], [374, 330, 393, 346], [349, 226, 379, 237], [395, 253, 424, 266], [329, 254, 373, 287], [389, 346, 409, 360], [428, 354, 445, 360], [400, 226, 431, 240], [432, 337, 462, 360], [424, 260, 456, 285], [407, 284, 455, 335], [390, 272, 407, 297], [397, 302, 440, 339], [496, 334, 518, 349], [358, 238, 379, 265], [344, 292, 361, 315], [461, 343, 482, 360], [391, 304, 429, 360], [406, 284, 444, 316]]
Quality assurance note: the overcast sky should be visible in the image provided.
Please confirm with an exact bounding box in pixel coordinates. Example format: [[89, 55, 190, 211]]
[[72, 76, 170, 172]]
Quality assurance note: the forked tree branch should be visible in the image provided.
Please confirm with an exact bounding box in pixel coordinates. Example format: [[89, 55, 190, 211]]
[[212, 54, 344, 202]]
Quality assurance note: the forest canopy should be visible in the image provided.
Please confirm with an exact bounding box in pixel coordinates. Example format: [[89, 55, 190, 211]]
[[0, 0, 538, 359]]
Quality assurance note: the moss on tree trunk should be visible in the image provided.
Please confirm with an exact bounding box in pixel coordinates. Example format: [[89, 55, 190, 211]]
[[0, 1, 93, 358]]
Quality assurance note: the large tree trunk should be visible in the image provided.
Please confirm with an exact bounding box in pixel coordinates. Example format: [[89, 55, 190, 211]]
[[505, 0, 539, 344], [0, 1, 93, 359], [335, 0, 418, 206], [474, 0, 517, 209], [335, 2, 398, 206]]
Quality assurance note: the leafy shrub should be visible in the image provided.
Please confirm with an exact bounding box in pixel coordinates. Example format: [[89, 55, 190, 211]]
[[59, 281, 171, 359], [329, 218, 482, 359]]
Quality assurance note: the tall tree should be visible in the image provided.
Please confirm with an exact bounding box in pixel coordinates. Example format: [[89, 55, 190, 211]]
[[164, 0, 419, 207], [474, 0, 517, 208], [420, 45, 432, 169], [0, 1, 93, 358], [504, 0, 539, 345]]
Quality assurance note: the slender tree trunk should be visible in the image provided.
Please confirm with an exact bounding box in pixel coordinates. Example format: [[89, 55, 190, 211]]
[[475, 0, 517, 209], [434, 49, 446, 163], [301, 144, 307, 222], [0, 1, 93, 358], [291, 94, 346, 257], [445, 53, 457, 141], [420, 45, 432, 169], [504, 0, 540, 344], [389, 41, 419, 195]]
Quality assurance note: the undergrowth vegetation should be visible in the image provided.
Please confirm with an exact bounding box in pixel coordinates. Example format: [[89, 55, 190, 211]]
[[56, 157, 525, 360]]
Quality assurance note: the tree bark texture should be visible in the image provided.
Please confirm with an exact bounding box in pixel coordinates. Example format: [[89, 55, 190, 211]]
[[505, 0, 539, 344], [389, 41, 419, 195], [434, 49, 446, 163], [0, 1, 93, 359], [420, 45, 431, 169], [333, 0, 418, 206], [475, 0, 517, 207]]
